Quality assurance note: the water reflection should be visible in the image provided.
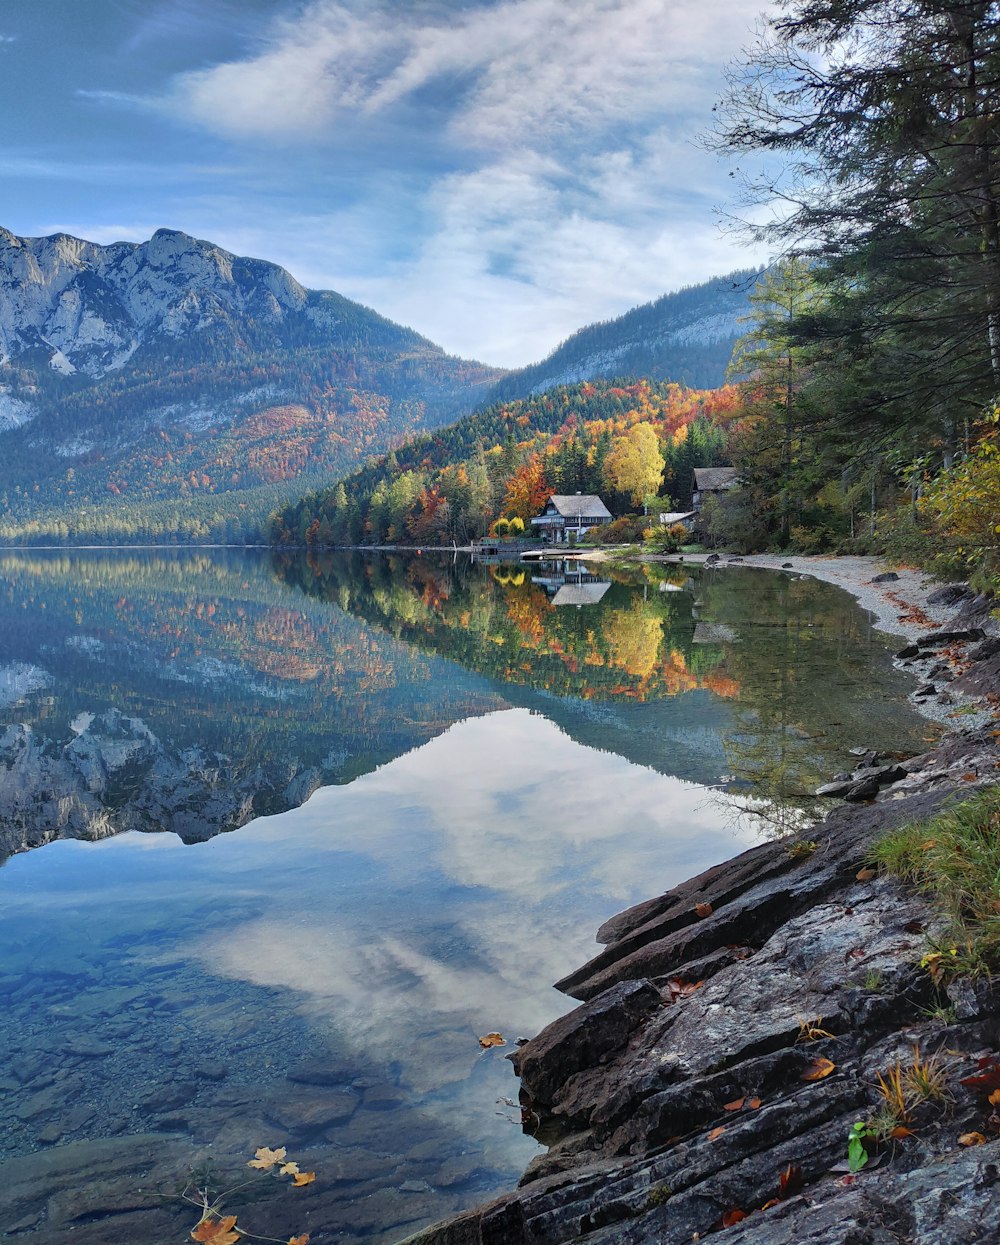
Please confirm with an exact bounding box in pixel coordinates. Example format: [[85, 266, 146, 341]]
[[0, 549, 938, 1242]]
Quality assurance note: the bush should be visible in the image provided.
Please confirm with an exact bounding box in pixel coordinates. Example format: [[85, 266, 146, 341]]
[[494, 517, 510, 537], [586, 515, 652, 544], [645, 522, 690, 554]]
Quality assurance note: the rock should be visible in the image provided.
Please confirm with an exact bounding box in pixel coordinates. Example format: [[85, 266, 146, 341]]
[[844, 775, 881, 801], [914, 683, 937, 697], [61, 1035, 114, 1058], [896, 643, 921, 659], [870, 571, 899, 582], [705, 553, 720, 564], [511, 979, 662, 1105], [918, 627, 986, 647], [968, 635, 1000, 663], [781, 562, 794, 568], [925, 582, 972, 606], [815, 778, 856, 798], [194, 1062, 228, 1081], [267, 1087, 358, 1132], [134, 1080, 198, 1114]]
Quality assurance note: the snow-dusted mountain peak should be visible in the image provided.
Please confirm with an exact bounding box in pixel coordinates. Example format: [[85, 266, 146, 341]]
[[0, 225, 312, 374]]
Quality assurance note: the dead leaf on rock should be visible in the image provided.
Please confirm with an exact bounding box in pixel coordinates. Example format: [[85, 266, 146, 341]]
[[723, 1097, 746, 1112], [707, 1126, 727, 1141], [721, 1208, 748, 1226], [855, 868, 876, 882], [478, 1033, 506, 1048], [960, 1055, 1000, 1093], [248, 1146, 287, 1170], [988, 1088, 1000, 1107], [761, 1198, 780, 1211], [288, 1236, 310, 1245], [694, 902, 713, 919], [292, 1171, 316, 1187], [191, 1216, 240, 1245], [958, 1132, 988, 1146], [748, 1096, 762, 1109], [279, 1162, 300, 1176], [801, 1057, 836, 1081], [890, 1126, 916, 1139], [663, 977, 704, 1004]]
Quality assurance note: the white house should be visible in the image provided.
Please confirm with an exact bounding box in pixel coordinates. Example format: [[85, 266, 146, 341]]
[[530, 494, 613, 545]]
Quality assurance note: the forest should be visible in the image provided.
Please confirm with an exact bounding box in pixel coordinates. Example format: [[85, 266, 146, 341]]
[[270, 379, 738, 547], [273, 0, 1000, 594]]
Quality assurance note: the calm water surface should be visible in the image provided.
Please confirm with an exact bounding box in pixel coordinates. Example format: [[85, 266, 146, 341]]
[[0, 550, 936, 1243]]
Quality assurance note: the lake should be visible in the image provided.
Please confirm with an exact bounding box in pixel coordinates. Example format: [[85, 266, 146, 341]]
[[0, 549, 936, 1243]]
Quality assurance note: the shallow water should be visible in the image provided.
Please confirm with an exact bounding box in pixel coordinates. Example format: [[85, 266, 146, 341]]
[[0, 550, 936, 1242]]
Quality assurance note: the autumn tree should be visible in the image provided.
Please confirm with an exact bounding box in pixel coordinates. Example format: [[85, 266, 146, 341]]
[[604, 424, 664, 508]]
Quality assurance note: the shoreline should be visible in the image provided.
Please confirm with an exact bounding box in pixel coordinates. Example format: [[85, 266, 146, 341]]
[[399, 567, 1000, 1245]]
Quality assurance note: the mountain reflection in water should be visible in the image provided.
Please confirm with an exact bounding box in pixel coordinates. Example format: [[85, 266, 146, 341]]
[[0, 550, 937, 1243]]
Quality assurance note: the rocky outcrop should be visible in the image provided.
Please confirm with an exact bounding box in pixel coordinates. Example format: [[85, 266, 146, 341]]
[[400, 593, 1000, 1245]]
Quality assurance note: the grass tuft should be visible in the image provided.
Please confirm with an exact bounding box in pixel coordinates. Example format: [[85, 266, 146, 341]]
[[869, 788, 1000, 975]]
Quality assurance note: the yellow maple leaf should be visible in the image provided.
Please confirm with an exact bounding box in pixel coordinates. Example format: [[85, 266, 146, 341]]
[[191, 1214, 240, 1245], [288, 1236, 310, 1245], [279, 1162, 300, 1177], [292, 1170, 316, 1187], [248, 1146, 287, 1170], [478, 1032, 506, 1048]]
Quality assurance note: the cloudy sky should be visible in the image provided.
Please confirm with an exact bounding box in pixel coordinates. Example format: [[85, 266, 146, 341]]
[[1, 0, 772, 366]]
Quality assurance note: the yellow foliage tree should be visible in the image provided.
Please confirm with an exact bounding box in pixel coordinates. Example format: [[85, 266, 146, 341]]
[[918, 422, 1000, 587], [605, 423, 664, 507]]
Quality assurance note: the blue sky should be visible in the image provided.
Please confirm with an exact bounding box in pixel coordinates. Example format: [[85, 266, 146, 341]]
[[1, 0, 771, 367]]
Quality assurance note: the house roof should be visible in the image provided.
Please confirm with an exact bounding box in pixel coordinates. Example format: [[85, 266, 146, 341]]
[[550, 582, 611, 606], [693, 467, 738, 491], [544, 494, 612, 518]]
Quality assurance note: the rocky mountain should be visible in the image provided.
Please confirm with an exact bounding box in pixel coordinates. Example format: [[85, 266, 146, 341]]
[[0, 226, 504, 541], [489, 268, 763, 403]]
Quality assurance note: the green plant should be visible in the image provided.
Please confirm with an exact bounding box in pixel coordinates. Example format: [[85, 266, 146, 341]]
[[786, 838, 820, 860], [847, 1120, 877, 1172], [869, 788, 1000, 975], [863, 968, 884, 992]]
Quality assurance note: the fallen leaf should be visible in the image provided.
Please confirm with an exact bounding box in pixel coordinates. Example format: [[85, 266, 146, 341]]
[[855, 868, 876, 882], [248, 1146, 287, 1170], [960, 1056, 1000, 1093], [961, 772, 977, 781], [191, 1216, 240, 1245], [721, 1209, 748, 1226], [760, 1198, 780, 1211], [694, 902, 713, 918], [280, 1162, 300, 1176], [920, 840, 938, 851], [288, 1236, 310, 1245], [723, 1096, 746, 1111], [663, 977, 704, 1003], [707, 1126, 727, 1141], [801, 1057, 837, 1081], [748, 1097, 762, 1109], [989, 1089, 1000, 1107], [846, 948, 865, 960], [478, 1033, 506, 1049], [291, 1171, 316, 1187], [778, 1163, 803, 1197], [890, 1126, 915, 1139], [958, 1132, 988, 1146]]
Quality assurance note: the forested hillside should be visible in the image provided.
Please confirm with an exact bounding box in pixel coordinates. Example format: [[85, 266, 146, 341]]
[[273, 379, 740, 546], [488, 270, 762, 401], [0, 227, 503, 544]]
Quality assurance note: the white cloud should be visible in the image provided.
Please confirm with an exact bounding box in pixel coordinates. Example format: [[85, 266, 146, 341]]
[[145, 0, 775, 362]]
